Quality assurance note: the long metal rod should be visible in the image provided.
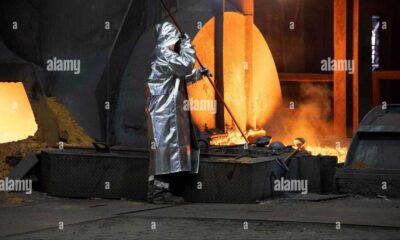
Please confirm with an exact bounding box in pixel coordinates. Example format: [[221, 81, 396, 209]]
[[159, 0, 248, 144]]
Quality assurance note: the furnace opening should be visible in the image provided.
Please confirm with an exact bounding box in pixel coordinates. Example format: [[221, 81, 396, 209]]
[[189, 12, 282, 144], [0, 82, 38, 143], [189, 12, 347, 162]]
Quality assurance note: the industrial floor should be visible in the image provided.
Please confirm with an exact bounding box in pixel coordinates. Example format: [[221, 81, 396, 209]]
[[1, 191, 399, 240]]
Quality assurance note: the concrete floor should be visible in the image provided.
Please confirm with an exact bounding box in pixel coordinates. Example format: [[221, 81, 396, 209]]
[[1, 192, 399, 240]]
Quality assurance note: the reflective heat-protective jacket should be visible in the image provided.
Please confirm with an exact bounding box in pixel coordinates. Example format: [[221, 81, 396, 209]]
[[146, 22, 201, 175]]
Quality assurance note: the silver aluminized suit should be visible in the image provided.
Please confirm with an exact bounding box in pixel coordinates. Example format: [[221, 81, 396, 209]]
[[146, 22, 201, 176]]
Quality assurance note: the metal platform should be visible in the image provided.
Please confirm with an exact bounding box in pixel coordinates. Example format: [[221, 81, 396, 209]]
[[336, 168, 400, 197], [40, 148, 149, 200], [184, 155, 337, 203], [38, 147, 337, 203]]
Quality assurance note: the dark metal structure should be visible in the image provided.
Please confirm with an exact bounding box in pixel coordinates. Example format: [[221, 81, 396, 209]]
[[40, 148, 150, 200], [38, 145, 337, 203], [345, 104, 400, 169], [337, 105, 400, 197]]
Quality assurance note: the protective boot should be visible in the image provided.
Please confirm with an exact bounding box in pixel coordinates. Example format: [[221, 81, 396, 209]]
[[153, 191, 185, 204], [147, 176, 184, 204]]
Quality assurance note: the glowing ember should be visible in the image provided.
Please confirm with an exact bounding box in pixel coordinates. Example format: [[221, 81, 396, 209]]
[[305, 145, 348, 163], [210, 129, 266, 146], [190, 13, 348, 162], [0, 82, 38, 143]]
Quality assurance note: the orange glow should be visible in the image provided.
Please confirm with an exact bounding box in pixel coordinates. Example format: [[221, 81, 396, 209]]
[[305, 145, 348, 163], [190, 13, 347, 162], [189, 12, 282, 133], [0, 82, 38, 143], [210, 129, 266, 145], [270, 84, 348, 163], [189, 17, 216, 130]]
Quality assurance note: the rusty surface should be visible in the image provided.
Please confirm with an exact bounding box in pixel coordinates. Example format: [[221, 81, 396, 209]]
[[279, 73, 333, 83], [214, 0, 225, 131], [353, 0, 359, 132], [333, 0, 347, 138], [371, 71, 400, 106]]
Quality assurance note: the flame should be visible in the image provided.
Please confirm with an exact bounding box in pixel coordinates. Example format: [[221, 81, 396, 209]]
[[271, 83, 348, 163], [305, 145, 348, 163], [210, 129, 266, 146], [0, 82, 38, 143], [190, 13, 348, 162]]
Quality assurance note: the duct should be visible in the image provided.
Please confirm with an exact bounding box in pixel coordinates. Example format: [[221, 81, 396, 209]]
[[345, 104, 400, 169]]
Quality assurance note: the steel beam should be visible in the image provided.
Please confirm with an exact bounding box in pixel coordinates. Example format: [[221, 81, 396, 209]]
[[214, 0, 225, 131], [244, 1, 254, 129], [353, 0, 359, 132], [334, 0, 347, 138]]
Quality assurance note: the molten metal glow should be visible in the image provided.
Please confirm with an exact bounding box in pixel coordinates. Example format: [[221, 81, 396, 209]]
[[0, 82, 38, 143], [305, 145, 348, 163], [190, 12, 282, 132], [271, 84, 348, 163], [210, 129, 266, 146], [190, 13, 348, 162]]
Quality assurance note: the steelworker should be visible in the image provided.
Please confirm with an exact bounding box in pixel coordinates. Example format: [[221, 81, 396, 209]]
[[145, 22, 210, 204]]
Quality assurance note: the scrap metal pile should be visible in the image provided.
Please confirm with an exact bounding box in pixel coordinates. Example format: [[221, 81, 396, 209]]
[[200, 134, 313, 171]]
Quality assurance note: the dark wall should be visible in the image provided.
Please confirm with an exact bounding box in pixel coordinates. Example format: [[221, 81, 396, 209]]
[[369, 0, 400, 71], [254, 0, 333, 73], [0, 0, 131, 140], [0, 0, 174, 143], [357, 0, 400, 118], [0, 0, 41, 63], [0, 0, 214, 147]]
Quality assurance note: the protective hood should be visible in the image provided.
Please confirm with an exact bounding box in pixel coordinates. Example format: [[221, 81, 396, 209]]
[[155, 22, 181, 48]]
